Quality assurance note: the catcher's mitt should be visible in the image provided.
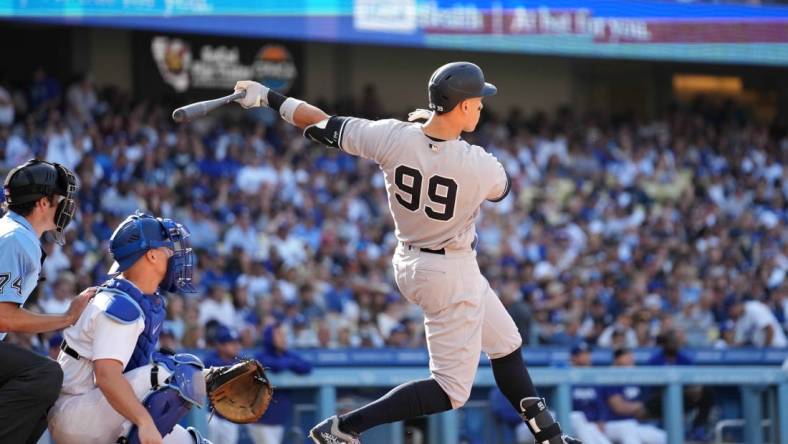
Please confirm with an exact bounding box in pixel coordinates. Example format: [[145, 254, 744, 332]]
[[205, 359, 273, 423]]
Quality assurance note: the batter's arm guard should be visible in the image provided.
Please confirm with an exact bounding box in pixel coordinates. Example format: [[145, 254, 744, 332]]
[[304, 116, 351, 150], [234, 81, 329, 128]]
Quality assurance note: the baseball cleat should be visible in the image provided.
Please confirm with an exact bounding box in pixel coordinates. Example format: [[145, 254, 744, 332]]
[[309, 415, 361, 444]]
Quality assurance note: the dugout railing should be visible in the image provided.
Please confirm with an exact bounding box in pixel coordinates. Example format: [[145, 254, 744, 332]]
[[187, 365, 788, 444]]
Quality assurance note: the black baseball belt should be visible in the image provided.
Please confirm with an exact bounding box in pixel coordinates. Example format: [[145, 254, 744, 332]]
[[402, 243, 445, 255], [61, 340, 162, 388], [401, 237, 478, 255], [60, 340, 81, 360]]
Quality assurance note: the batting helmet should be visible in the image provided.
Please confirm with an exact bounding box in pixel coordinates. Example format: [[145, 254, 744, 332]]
[[3, 159, 78, 245], [428, 62, 497, 113]]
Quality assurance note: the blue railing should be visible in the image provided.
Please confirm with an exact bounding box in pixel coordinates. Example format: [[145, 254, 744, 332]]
[[290, 347, 788, 367], [187, 365, 788, 444]]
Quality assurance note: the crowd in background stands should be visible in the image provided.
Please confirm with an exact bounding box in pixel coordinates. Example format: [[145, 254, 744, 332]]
[[0, 68, 786, 356]]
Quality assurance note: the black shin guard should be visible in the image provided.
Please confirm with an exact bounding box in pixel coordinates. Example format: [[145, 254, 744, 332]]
[[521, 397, 564, 444], [490, 347, 539, 409], [490, 348, 565, 443], [338, 378, 452, 435]]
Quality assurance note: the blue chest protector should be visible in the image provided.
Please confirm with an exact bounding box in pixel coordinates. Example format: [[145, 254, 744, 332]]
[[103, 278, 166, 372]]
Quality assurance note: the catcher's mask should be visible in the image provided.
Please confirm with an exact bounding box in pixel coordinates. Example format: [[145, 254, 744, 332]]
[[3, 159, 79, 245], [109, 211, 196, 294]]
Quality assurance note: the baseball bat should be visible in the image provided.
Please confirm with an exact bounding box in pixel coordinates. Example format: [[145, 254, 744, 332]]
[[171, 90, 246, 122]]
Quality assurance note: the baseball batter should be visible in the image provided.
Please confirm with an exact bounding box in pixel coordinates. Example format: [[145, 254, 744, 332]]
[[234, 62, 581, 444]]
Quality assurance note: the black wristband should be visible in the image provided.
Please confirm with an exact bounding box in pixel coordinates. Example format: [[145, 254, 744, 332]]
[[267, 89, 287, 112]]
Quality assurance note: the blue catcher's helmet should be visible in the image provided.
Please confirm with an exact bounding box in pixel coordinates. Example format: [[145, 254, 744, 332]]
[[109, 211, 196, 293]]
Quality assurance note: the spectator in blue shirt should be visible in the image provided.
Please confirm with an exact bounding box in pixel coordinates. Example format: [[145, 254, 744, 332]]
[[30, 67, 61, 111], [647, 330, 693, 366], [645, 330, 712, 441], [601, 348, 666, 444], [569, 343, 611, 444], [249, 322, 311, 444], [204, 325, 244, 444]]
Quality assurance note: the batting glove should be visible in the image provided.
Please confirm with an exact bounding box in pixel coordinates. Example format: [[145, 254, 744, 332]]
[[234, 81, 270, 109]]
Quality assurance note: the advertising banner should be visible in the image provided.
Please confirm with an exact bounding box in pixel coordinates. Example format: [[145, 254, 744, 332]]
[[6, 0, 788, 66], [133, 32, 301, 101]]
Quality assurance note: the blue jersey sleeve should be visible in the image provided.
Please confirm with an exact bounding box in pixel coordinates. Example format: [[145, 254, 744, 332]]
[[601, 386, 623, 408], [602, 385, 644, 421], [0, 236, 35, 305], [600, 386, 622, 421], [572, 385, 604, 422]]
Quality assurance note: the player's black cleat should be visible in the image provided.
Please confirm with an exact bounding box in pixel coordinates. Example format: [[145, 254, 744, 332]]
[[309, 416, 361, 444], [534, 433, 584, 444]]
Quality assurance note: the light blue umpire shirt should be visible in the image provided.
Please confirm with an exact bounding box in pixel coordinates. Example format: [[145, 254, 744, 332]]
[[0, 211, 43, 341]]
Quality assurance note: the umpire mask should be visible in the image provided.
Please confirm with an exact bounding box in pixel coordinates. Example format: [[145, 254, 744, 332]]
[[51, 164, 78, 245]]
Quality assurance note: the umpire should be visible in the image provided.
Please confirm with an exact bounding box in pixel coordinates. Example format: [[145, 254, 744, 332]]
[[0, 159, 93, 443]]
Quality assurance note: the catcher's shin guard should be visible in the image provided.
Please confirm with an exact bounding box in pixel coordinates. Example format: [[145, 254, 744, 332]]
[[126, 353, 206, 444], [520, 397, 582, 444]]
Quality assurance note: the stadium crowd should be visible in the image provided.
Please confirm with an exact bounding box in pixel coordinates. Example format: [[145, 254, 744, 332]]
[[0, 69, 786, 356]]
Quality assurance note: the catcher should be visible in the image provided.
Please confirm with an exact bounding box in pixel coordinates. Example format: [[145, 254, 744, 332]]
[[47, 212, 272, 444]]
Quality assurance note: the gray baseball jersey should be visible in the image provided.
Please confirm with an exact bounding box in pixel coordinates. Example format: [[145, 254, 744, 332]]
[[331, 115, 521, 408], [337, 117, 510, 251]]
